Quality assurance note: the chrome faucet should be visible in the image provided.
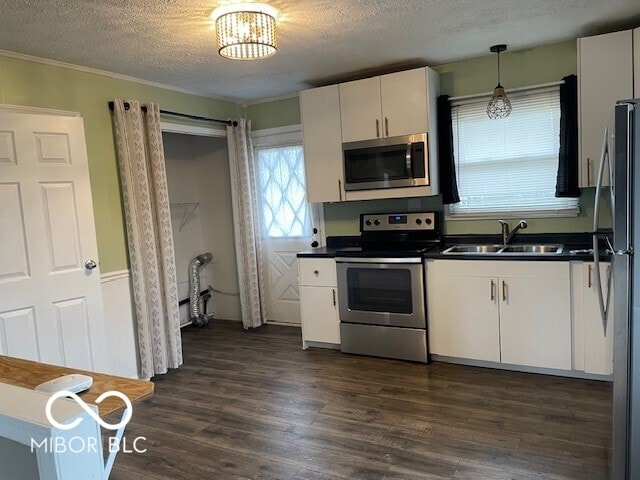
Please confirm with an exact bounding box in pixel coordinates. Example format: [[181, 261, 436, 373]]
[[498, 219, 528, 245]]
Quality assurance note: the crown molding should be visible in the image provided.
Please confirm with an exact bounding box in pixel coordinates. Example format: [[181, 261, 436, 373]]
[[0, 49, 241, 104], [242, 92, 300, 106]]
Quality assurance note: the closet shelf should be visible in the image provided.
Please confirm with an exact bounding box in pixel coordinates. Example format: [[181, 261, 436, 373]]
[[170, 202, 200, 231]]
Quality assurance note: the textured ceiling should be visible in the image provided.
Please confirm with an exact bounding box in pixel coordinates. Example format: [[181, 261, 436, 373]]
[[0, 0, 638, 102]]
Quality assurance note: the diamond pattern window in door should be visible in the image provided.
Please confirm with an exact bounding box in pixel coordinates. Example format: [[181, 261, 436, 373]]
[[256, 145, 311, 238]]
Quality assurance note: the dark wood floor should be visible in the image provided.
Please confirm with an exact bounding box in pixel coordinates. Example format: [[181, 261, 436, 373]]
[[111, 320, 613, 480]]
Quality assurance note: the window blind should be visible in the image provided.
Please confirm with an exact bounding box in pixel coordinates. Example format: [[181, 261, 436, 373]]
[[449, 87, 579, 218]]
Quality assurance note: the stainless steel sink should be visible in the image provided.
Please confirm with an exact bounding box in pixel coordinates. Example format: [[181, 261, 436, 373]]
[[442, 243, 564, 255], [499, 244, 564, 255], [442, 244, 503, 254]]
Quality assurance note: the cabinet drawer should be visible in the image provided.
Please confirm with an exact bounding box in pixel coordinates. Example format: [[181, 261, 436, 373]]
[[299, 258, 337, 287]]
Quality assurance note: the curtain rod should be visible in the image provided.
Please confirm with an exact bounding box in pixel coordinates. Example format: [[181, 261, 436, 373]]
[[107, 101, 237, 127], [448, 80, 565, 103]]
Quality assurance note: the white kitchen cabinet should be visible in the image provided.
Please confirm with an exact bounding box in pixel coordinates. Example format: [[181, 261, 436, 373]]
[[300, 85, 345, 202], [426, 266, 500, 362], [499, 267, 571, 370], [571, 262, 614, 375], [298, 258, 340, 347], [339, 67, 436, 143], [578, 30, 634, 187], [339, 77, 382, 143], [380, 68, 429, 138], [426, 260, 571, 370]]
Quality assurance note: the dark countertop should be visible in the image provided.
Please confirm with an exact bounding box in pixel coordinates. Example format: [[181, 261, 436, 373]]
[[297, 232, 612, 261], [422, 248, 607, 262], [296, 246, 341, 258]]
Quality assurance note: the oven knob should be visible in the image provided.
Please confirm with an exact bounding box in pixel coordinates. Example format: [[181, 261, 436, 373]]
[[365, 220, 372, 226], [374, 219, 380, 226], [415, 218, 422, 225], [425, 218, 432, 225]]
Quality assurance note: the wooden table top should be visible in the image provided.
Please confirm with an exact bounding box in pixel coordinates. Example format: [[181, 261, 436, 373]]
[[0, 355, 154, 417]]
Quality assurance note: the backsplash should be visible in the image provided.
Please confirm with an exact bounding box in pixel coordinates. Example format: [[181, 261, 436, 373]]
[[322, 188, 612, 236]]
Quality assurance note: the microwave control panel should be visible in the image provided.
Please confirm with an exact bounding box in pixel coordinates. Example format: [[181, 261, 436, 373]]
[[361, 212, 437, 232]]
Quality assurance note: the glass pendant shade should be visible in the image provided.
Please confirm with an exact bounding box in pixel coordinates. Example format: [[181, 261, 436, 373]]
[[487, 84, 512, 119], [213, 4, 277, 60], [487, 44, 511, 119]]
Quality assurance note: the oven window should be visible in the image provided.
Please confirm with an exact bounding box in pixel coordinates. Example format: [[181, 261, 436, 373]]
[[346, 268, 413, 314], [345, 148, 409, 184]]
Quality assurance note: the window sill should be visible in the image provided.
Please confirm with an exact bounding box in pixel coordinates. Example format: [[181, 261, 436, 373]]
[[445, 207, 580, 221]]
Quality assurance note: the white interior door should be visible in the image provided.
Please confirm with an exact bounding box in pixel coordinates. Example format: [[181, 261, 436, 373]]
[[0, 108, 108, 371], [254, 142, 318, 325]]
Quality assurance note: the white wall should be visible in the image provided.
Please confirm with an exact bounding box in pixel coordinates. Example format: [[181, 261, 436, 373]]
[[163, 133, 241, 324], [101, 271, 139, 378]]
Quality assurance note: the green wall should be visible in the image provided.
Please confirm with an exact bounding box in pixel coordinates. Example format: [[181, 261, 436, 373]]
[[244, 96, 301, 130], [323, 189, 610, 237], [0, 55, 241, 273], [434, 40, 577, 97], [248, 39, 610, 237]]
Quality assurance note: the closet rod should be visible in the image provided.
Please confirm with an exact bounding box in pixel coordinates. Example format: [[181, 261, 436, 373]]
[[107, 101, 237, 126]]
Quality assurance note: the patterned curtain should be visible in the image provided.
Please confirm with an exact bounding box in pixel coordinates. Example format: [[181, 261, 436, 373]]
[[112, 99, 182, 378], [226, 119, 266, 329]]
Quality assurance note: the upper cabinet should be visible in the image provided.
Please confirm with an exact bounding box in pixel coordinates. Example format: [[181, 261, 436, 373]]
[[300, 66, 439, 203], [339, 77, 384, 142], [300, 85, 344, 203], [340, 68, 432, 142], [578, 30, 634, 188]]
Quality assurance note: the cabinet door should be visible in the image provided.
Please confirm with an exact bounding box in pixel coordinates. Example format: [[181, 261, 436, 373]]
[[380, 68, 428, 138], [583, 263, 614, 375], [427, 273, 500, 362], [300, 286, 340, 345], [300, 86, 344, 202], [339, 77, 383, 142], [499, 270, 571, 369], [578, 30, 633, 187]]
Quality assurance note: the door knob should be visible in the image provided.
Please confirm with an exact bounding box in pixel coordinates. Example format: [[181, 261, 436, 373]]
[[85, 260, 98, 270]]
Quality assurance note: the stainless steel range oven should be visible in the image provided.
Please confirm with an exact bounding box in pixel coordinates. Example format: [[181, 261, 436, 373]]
[[335, 212, 441, 363]]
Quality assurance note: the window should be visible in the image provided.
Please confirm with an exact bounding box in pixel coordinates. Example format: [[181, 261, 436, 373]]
[[449, 87, 579, 218], [255, 143, 312, 238]]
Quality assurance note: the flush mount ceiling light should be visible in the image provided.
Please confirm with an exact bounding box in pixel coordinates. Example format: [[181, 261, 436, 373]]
[[486, 44, 512, 119], [212, 3, 278, 60]]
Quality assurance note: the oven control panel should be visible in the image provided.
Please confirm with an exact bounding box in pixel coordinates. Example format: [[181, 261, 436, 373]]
[[361, 212, 437, 231]]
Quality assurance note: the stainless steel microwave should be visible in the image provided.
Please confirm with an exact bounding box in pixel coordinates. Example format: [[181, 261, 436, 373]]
[[342, 133, 429, 191]]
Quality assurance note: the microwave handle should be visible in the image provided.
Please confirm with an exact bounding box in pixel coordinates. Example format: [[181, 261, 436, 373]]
[[405, 142, 413, 177]]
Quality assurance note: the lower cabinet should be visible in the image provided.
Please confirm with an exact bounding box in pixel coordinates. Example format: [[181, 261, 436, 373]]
[[426, 271, 500, 362], [426, 260, 571, 370], [572, 262, 614, 375], [298, 258, 340, 348], [499, 272, 571, 370]]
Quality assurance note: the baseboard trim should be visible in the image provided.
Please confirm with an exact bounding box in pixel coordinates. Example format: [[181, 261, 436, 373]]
[[267, 321, 301, 328], [430, 354, 613, 381], [303, 340, 340, 350]]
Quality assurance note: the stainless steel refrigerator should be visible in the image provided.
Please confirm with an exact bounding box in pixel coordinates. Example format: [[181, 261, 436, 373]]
[[593, 99, 640, 479]]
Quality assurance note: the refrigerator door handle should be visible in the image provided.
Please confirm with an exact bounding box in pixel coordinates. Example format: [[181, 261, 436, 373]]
[[592, 126, 612, 336], [593, 127, 610, 233]]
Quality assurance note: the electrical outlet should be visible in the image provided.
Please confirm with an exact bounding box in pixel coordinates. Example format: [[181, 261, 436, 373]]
[[407, 198, 421, 212]]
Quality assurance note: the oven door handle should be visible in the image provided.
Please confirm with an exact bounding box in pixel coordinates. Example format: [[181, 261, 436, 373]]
[[335, 257, 423, 264]]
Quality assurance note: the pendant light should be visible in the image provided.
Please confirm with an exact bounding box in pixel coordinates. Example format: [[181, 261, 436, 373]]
[[486, 44, 512, 119]]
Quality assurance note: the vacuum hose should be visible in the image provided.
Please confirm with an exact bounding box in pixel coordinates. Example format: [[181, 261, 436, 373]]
[[189, 252, 213, 326]]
